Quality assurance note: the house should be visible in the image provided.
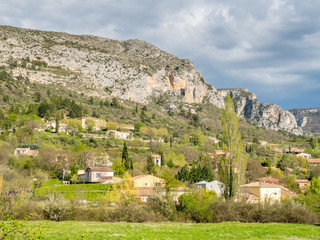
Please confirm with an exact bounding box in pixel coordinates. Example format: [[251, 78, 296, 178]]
[[81, 117, 106, 131], [120, 124, 135, 131], [307, 158, 320, 166], [295, 179, 310, 193], [195, 180, 224, 196], [121, 175, 165, 202], [259, 176, 280, 184], [209, 150, 229, 159], [130, 175, 165, 188], [45, 121, 68, 133], [170, 187, 189, 203], [297, 153, 312, 159], [241, 181, 296, 204], [283, 148, 304, 154], [84, 167, 114, 183], [106, 130, 132, 140], [208, 137, 220, 144], [14, 148, 38, 157], [151, 154, 161, 166], [259, 141, 268, 146]]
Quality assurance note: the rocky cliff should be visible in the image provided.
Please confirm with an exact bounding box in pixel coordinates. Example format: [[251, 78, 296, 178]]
[[0, 25, 303, 135], [289, 108, 320, 134]]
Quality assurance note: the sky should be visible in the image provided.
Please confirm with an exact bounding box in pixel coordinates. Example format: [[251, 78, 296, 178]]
[[0, 0, 319, 110]]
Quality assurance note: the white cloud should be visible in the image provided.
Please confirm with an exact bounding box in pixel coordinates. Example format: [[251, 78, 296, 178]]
[[0, 0, 319, 108]]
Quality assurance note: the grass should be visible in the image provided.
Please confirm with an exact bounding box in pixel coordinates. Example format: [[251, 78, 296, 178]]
[[14, 221, 320, 240]]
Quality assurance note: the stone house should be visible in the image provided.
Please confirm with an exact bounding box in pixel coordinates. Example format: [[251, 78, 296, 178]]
[[295, 179, 310, 193], [14, 148, 38, 157], [121, 175, 165, 203], [83, 166, 114, 183], [45, 121, 68, 133], [195, 180, 224, 196], [130, 175, 165, 188], [307, 158, 320, 166], [241, 181, 296, 204]]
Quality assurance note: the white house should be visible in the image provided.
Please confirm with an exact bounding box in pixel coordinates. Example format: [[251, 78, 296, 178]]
[[14, 148, 39, 157], [45, 121, 68, 133], [84, 166, 114, 183], [195, 180, 224, 196], [106, 130, 132, 140], [297, 153, 312, 159], [151, 154, 161, 166]]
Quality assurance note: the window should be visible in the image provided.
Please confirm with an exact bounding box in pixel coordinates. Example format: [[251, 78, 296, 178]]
[[145, 182, 148, 186], [156, 182, 161, 186]]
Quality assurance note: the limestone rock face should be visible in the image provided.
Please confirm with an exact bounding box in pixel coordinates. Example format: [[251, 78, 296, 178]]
[[0, 25, 304, 135], [289, 108, 320, 134]]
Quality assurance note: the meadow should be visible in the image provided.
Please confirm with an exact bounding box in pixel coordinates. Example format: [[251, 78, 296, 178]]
[[6, 221, 320, 240]]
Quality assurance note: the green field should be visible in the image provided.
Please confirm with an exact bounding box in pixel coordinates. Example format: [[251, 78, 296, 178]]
[[8, 221, 320, 240]]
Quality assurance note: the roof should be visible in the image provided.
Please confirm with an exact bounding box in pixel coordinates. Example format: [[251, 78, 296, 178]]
[[212, 150, 227, 155], [171, 187, 189, 191], [196, 181, 208, 185], [308, 159, 320, 164], [151, 154, 161, 158], [131, 175, 163, 181], [15, 148, 29, 151], [241, 181, 283, 188], [86, 166, 114, 172], [24, 150, 38, 157], [295, 179, 310, 183], [259, 177, 280, 184]]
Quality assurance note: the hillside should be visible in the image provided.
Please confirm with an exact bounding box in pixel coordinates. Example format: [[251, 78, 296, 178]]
[[289, 108, 320, 135], [0, 25, 303, 135]]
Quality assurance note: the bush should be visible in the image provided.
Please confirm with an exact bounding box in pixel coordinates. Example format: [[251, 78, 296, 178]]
[[42, 194, 72, 221]]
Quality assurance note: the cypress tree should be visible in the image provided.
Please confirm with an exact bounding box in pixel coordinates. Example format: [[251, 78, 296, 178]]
[[55, 115, 59, 133], [160, 151, 165, 166]]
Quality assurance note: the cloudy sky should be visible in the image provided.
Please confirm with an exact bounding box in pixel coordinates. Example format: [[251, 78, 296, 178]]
[[1, 0, 319, 110]]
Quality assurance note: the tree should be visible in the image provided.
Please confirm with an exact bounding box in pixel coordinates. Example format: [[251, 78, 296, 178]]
[[145, 154, 156, 174], [55, 115, 59, 133], [122, 142, 132, 170], [85, 119, 95, 132], [310, 137, 319, 149], [160, 151, 165, 166], [218, 95, 247, 200], [106, 121, 118, 130], [310, 176, 320, 195]]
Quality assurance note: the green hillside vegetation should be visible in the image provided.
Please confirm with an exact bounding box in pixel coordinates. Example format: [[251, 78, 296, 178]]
[[1, 63, 320, 225]]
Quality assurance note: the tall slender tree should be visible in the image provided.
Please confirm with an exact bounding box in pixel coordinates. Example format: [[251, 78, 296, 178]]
[[218, 95, 247, 200], [122, 142, 133, 170]]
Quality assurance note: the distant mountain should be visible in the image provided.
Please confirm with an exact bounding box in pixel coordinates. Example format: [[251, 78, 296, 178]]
[[0, 25, 303, 135], [289, 108, 320, 134]]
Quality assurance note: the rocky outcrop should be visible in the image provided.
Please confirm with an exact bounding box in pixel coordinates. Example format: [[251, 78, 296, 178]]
[[0, 25, 304, 135], [289, 108, 320, 134]]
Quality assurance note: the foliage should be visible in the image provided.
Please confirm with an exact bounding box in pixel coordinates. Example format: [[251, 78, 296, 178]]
[[145, 154, 156, 174], [0, 219, 43, 239], [219, 96, 247, 199], [122, 142, 132, 170]]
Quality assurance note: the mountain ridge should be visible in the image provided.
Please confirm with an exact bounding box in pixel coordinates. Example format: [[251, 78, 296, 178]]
[[0, 25, 304, 135]]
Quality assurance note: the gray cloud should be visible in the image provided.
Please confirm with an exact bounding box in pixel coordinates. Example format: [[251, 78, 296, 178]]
[[0, 0, 319, 109]]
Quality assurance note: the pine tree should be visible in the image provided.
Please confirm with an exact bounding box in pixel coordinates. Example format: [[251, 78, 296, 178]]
[[218, 95, 247, 200], [122, 142, 132, 170]]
